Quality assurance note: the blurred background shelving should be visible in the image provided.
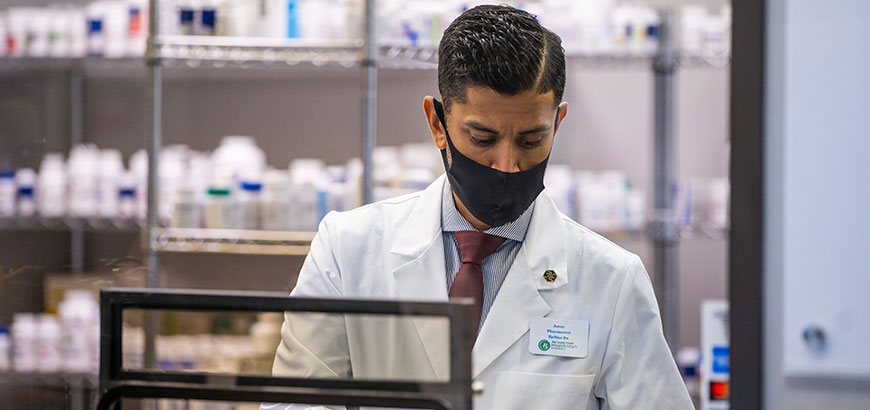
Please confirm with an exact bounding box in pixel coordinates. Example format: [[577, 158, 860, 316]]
[[0, 0, 732, 336], [152, 228, 315, 255], [0, 216, 142, 231], [0, 48, 729, 72], [0, 0, 733, 332], [0, 0, 732, 408]]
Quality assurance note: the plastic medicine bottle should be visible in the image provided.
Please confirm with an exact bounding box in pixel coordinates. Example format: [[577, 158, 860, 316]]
[[260, 170, 293, 231], [236, 181, 262, 229], [172, 186, 203, 228], [38, 153, 67, 217], [12, 313, 37, 372], [288, 159, 327, 231], [0, 12, 7, 56], [59, 290, 98, 372], [118, 171, 138, 219], [250, 313, 283, 356], [0, 324, 10, 371], [0, 170, 16, 217], [86, 2, 106, 56], [68, 144, 100, 217], [204, 187, 235, 229], [98, 149, 124, 218], [16, 168, 37, 217], [35, 314, 61, 372]]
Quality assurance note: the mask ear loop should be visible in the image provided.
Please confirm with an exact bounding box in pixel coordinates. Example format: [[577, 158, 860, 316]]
[[433, 98, 446, 126], [553, 105, 561, 135], [545, 106, 561, 160], [433, 98, 454, 167]]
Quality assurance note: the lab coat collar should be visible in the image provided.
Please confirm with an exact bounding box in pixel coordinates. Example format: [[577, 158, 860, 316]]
[[390, 175, 451, 380], [523, 189, 570, 290], [390, 174, 448, 259], [471, 189, 570, 377], [389, 175, 571, 380]]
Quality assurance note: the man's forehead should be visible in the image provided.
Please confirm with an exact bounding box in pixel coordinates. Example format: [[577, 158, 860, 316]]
[[461, 86, 554, 103], [449, 87, 557, 118]]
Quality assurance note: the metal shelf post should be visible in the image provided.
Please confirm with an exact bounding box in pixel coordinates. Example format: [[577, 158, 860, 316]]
[[651, 11, 680, 353], [144, 0, 162, 374], [361, 0, 377, 204], [139, 0, 378, 375], [69, 67, 85, 275]]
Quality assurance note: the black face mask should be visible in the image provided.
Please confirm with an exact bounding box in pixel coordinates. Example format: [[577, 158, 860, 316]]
[[433, 98, 558, 228]]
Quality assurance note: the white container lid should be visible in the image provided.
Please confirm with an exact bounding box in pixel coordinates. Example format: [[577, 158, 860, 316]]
[[64, 289, 95, 302], [15, 168, 36, 186]]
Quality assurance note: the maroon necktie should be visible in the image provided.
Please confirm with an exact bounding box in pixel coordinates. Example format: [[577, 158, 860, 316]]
[[449, 230, 506, 335]]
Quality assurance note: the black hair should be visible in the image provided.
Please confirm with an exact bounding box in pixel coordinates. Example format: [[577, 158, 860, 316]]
[[437, 4, 566, 112]]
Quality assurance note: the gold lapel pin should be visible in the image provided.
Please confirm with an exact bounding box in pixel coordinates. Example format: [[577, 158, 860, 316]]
[[543, 270, 557, 283]]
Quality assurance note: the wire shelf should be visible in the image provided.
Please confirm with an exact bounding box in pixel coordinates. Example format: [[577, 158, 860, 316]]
[[0, 56, 143, 73], [152, 228, 316, 256], [0, 216, 143, 232], [678, 51, 731, 68], [152, 35, 364, 65], [378, 45, 438, 69], [597, 225, 729, 242], [1, 47, 729, 72], [565, 50, 730, 69]]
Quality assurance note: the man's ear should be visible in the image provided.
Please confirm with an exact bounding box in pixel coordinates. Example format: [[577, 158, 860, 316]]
[[554, 102, 568, 135], [423, 96, 447, 150]]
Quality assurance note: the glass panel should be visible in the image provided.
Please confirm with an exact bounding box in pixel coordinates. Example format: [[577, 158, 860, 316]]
[[122, 309, 452, 382], [121, 399, 444, 410], [1, 0, 737, 408]]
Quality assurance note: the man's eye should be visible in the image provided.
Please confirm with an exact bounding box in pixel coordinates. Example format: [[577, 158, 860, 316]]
[[470, 136, 496, 147], [521, 139, 544, 149]]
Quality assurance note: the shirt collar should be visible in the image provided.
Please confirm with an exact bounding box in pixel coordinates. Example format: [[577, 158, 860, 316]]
[[440, 180, 534, 242]]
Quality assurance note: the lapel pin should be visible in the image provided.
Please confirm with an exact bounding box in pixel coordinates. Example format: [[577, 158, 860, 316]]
[[543, 270, 557, 283]]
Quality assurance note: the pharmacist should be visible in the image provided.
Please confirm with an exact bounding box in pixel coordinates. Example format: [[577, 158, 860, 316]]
[[265, 5, 693, 410]]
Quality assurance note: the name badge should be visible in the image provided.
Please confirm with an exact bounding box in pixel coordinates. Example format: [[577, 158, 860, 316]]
[[529, 318, 589, 358]]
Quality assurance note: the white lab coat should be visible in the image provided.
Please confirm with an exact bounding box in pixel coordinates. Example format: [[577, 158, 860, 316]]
[[267, 174, 693, 410]]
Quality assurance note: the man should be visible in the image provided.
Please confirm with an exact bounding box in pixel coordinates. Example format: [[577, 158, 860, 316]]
[[267, 5, 693, 410]]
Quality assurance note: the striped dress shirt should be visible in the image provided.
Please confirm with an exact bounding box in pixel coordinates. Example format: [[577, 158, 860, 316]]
[[441, 184, 535, 331]]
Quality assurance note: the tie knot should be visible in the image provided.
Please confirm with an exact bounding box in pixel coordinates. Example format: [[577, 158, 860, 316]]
[[453, 230, 506, 266]]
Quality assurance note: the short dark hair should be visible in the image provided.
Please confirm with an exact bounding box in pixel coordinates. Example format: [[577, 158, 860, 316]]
[[438, 5, 566, 112]]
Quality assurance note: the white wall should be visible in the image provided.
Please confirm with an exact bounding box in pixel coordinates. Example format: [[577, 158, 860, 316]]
[[765, 0, 870, 408]]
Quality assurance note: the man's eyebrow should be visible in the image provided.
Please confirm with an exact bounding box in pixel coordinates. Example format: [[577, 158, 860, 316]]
[[465, 121, 499, 134], [518, 124, 552, 135], [464, 121, 552, 135]]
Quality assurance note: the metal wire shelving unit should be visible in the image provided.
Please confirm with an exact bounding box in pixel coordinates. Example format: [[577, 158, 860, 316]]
[[152, 35, 364, 64], [0, 217, 142, 232], [152, 228, 315, 256], [0, 49, 726, 72], [140, 0, 358, 293], [0, 2, 731, 364]]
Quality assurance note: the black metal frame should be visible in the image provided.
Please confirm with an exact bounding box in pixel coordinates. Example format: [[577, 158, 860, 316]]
[[98, 288, 476, 410], [729, 0, 767, 408]]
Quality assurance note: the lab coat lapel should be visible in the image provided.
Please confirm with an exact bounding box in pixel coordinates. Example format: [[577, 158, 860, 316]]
[[472, 192, 569, 378], [390, 175, 450, 380]]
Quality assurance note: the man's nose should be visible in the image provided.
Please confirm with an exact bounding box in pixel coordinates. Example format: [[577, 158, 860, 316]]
[[490, 142, 521, 173]]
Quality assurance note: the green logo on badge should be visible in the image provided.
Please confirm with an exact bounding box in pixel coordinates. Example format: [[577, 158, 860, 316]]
[[538, 340, 551, 351]]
